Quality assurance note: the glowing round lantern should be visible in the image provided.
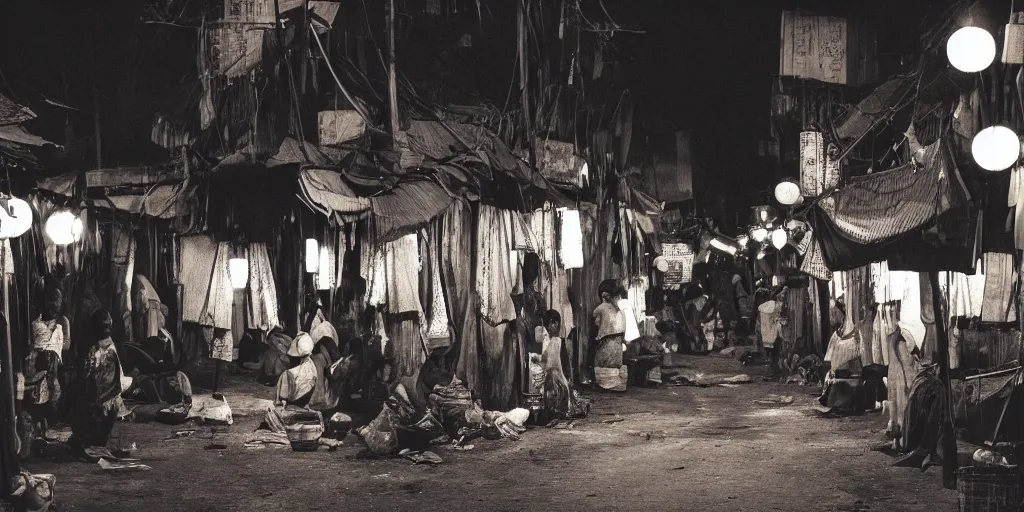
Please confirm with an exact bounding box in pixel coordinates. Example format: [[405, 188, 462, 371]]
[[44, 211, 81, 246], [774, 179, 802, 206], [751, 227, 769, 243], [947, 26, 996, 73], [771, 228, 788, 250], [737, 235, 749, 248], [0, 198, 33, 239], [229, 257, 249, 289], [972, 126, 1020, 171], [305, 239, 319, 273]]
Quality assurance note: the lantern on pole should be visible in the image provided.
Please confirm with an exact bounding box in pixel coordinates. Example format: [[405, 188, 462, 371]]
[[972, 126, 1020, 171], [751, 227, 769, 243], [947, 26, 997, 73]]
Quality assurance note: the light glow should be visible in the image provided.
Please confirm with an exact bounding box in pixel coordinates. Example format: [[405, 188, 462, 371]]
[[947, 26, 997, 73], [972, 126, 1020, 171], [229, 257, 249, 290]]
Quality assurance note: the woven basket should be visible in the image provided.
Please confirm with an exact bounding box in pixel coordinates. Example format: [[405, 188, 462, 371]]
[[957, 466, 1022, 512]]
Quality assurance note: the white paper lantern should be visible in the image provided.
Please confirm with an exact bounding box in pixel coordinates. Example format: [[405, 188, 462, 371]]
[[751, 227, 768, 243], [44, 211, 79, 246], [947, 26, 997, 73], [305, 238, 319, 273], [229, 257, 249, 289], [972, 126, 1020, 171], [0, 198, 33, 239], [774, 180, 801, 206], [737, 235, 749, 248], [771, 228, 788, 249]]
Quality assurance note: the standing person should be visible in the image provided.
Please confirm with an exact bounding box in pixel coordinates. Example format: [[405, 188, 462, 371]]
[[19, 286, 68, 451], [734, 275, 754, 336], [592, 279, 626, 391], [69, 310, 131, 455]]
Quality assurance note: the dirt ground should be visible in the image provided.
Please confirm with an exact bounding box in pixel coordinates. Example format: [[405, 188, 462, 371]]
[[28, 354, 958, 512]]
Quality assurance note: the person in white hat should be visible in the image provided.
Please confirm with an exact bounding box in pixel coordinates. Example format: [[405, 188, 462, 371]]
[[275, 333, 317, 407]]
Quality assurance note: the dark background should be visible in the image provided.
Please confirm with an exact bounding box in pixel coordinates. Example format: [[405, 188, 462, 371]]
[[0, 0, 934, 221]]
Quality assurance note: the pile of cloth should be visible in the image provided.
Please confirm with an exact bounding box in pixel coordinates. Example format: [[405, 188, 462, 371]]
[[356, 378, 529, 457]]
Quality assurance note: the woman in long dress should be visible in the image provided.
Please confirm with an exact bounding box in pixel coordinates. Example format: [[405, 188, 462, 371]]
[[592, 280, 626, 391]]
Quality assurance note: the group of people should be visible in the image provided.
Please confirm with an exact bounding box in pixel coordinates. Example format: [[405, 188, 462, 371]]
[[17, 278, 190, 461]]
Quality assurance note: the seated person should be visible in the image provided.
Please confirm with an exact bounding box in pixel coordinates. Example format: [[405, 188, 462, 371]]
[[276, 333, 317, 408], [307, 334, 358, 413]]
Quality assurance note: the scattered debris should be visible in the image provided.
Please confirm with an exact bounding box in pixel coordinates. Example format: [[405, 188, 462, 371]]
[[98, 458, 151, 471], [755, 394, 795, 406], [187, 395, 234, 426], [400, 449, 443, 464], [627, 430, 667, 440], [319, 438, 343, 451], [670, 465, 686, 470], [453, 444, 475, 451], [204, 443, 228, 450], [163, 429, 197, 441]]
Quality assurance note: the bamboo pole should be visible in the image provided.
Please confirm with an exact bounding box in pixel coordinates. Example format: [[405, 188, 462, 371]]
[[928, 270, 957, 489], [387, 0, 400, 143]]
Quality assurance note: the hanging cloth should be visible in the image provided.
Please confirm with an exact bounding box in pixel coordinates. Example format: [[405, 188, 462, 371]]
[[981, 253, 1016, 323], [426, 243, 451, 341], [180, 235, 219, 324], [245, 243, 281, 332], [476, 205, 517, 325], [1008, 167, 1024, 250], [385, 234, 421, 314]]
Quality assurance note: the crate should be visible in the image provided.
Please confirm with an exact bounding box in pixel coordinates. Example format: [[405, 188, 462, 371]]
[[957, 466, 1022, 512]]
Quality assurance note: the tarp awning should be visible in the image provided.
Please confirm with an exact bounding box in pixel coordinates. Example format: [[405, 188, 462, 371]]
[[298, 168, 371, 217], [370, 179, 454, 237], [38, 172, 192, 219], [0, 125, 54, 147], [810, 139, 974, 271]]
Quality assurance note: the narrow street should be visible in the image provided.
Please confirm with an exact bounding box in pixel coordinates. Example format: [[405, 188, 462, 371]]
[[37, 355, 956, 512]]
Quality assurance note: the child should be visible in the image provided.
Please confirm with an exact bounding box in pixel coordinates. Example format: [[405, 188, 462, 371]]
[[593, 280, 627, 391]]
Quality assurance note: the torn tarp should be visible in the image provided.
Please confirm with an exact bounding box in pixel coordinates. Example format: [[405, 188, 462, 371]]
[[370, 179, 454, 238], [38, 172, 192, 219], [834, 78, 914, 141], [0, 94, 36, 126], [405, 120, 531, 183], [298, 168, 371, 220], [810, 139, 973, 272], [0, 125, 55, 147]]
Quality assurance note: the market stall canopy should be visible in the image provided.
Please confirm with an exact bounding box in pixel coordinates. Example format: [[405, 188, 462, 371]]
[[298, 168, 371, 220], [0, 93, 36, 126], [406, 119, 535, 185], [369, 178, 454, 239], [37, 167, 192, 219], [809, 139, 973, 272]]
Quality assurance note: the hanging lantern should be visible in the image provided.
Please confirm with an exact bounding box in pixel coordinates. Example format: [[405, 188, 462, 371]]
[[316, 246, 333, 291], [305, 238, 319, 273], [771, 228, 788, 249], [947, 26, 997, 73], [972, 126, 1020, 171], [756, 250, 766, 260], [44, 211, 81, 246], [0, 197, 32, 239], [774, 179, 801, 206], [751, 227, 769, 243], [229, 257, 249, 289], [736, 235, 749, 248]]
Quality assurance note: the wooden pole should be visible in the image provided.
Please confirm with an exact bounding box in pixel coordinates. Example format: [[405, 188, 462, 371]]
[[928, 271, 957, 489], [93, 87, 102, 170], [387, 0, 400, 144], [0, 244, 17, 495]]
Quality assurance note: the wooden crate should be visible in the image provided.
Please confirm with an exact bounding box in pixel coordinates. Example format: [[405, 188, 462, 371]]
[[779, 11, 878, 86]]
